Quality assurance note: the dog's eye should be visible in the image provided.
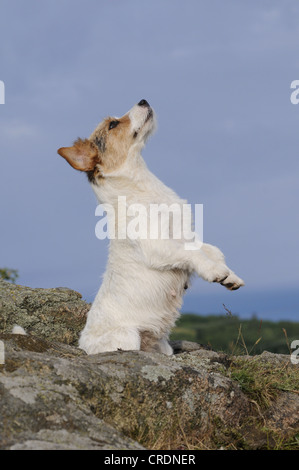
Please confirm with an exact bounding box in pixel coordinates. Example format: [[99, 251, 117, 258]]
[[108, 120, 120, 130]]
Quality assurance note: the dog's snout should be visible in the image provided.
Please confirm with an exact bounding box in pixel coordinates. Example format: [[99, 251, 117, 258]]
[[138, 99, 150, 108], [128, 99, 155, 140]]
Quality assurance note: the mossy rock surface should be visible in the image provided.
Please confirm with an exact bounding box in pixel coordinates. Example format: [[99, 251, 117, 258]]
[[0, 281, 298, 450], [0, 279, 88, 345]]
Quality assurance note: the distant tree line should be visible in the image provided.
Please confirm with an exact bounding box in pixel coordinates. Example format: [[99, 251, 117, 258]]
[[171, 313, 299, 355], [0, 267, 19, 283]]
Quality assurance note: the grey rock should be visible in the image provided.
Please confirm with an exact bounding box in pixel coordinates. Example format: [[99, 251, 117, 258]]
[[0, 279, 88, 345], [0, 281, 298, 450], [0, 333, 250, 450]]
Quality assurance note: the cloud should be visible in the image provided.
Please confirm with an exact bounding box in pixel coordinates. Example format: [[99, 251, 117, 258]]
[[0, 119, 39, 139], [170, 47, 195, 59]]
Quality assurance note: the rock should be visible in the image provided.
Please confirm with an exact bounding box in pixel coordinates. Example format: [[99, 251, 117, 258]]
[[170, 340, 211, 354], [0, 281, 298, 450], [0, 334, 143, 450], [0, 333, 250, 449], [0, 279, 88, 345], [264, 392, 299, 432]]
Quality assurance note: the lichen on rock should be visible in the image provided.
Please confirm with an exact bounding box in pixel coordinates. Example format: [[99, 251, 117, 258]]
[[0, 280, 298, 450]]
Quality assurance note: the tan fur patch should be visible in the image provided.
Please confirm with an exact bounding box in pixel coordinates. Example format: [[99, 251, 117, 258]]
[[90, 114, 133, 174], [58, 138, 100, 172], [140, 330, 161, 352]]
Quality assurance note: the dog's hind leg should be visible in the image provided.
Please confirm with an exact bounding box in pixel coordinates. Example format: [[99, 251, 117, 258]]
[[140, 331, 173, 355], [156, 337, 173, 356], [79, 327, 141, 354]]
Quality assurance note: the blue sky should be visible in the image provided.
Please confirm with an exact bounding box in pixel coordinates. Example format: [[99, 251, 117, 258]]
[[0, 0, 299, 320]]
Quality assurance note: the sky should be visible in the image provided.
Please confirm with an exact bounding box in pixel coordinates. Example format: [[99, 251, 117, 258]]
[[0, 0, 299, 321]]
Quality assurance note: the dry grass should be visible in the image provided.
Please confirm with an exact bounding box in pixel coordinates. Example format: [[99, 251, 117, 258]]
[[230, 356, 299, 408]]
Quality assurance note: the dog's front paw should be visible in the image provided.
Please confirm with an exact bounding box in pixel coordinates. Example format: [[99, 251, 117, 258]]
[[202, 262, 230, 284], [201, 262, 245, 291], [220, 272, 245, 291]]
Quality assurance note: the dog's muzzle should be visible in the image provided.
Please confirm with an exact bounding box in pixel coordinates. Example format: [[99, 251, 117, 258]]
[[138, 99, 150, 108], [138, 99, 153, 123]]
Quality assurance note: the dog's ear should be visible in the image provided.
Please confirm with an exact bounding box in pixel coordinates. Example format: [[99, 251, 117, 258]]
[[57, 138, 100, 171]]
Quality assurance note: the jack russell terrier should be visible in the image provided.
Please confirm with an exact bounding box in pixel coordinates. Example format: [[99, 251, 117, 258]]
[[58, 100, 244, 355]]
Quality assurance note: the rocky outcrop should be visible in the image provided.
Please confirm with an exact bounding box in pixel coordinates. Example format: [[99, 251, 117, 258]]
[[0, 279, 88, 344], [0, 280, 298, 450]]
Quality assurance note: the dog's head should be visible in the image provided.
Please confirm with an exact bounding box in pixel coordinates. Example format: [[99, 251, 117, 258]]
[[58, 100, 156, 183]]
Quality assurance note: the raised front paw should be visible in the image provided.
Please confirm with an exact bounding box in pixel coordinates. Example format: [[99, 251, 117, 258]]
[[220, 271, 245, 291], [202, 261, 245, 290], [203, 262, 231, 284]]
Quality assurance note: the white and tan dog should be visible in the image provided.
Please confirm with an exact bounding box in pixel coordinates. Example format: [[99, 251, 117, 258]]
[[58, 100, 244, 355]]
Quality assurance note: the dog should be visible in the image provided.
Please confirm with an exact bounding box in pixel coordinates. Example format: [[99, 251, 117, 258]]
[[58, 99, 244, 355]]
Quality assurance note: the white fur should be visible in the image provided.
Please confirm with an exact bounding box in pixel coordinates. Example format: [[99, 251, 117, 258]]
[[78, 102, 244, 355], [12, 325, 27, 335]]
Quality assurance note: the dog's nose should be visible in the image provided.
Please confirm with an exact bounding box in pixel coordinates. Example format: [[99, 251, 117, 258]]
[[138, 99, 150, 107]]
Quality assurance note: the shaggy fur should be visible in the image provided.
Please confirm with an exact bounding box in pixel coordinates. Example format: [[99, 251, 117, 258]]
[[58, 100, 244, 355]]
